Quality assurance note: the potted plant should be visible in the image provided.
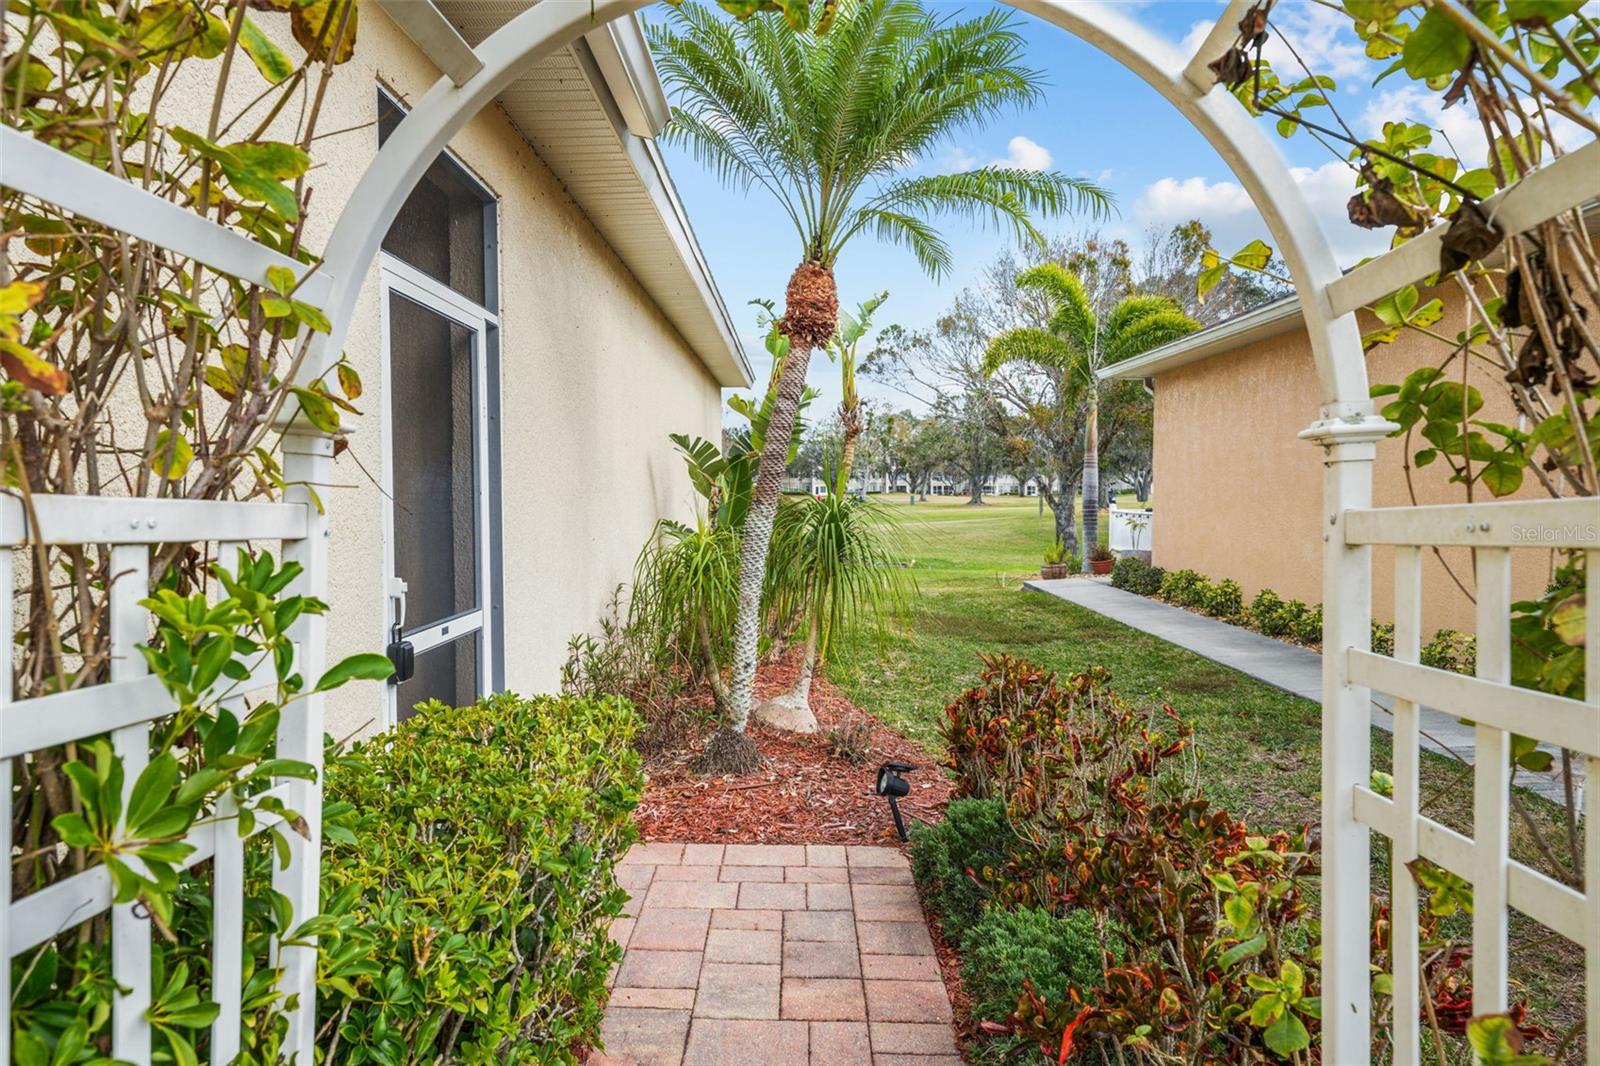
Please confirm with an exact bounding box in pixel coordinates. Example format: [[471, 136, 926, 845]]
[[1041, 539, 1073, 580], [1088, 543, 1116, 575]]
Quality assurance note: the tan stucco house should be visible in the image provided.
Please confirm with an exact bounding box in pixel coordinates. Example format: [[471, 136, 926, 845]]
[[290, 4, 750, 739], [1101, 264, 1582, 634]]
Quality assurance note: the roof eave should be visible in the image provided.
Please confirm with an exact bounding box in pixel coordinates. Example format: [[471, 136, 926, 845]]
[[568, 34, 752, 387], [583, 19, 671, 139]]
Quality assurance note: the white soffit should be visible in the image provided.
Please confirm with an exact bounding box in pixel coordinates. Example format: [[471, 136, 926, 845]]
[[421, 1, 750, 387]]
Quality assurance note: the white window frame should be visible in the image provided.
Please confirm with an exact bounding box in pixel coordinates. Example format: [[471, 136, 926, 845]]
[[378, 252, 500, 729]]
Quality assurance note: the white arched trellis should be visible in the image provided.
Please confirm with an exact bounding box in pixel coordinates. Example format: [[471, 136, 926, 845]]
[[4, 0, 1596, 1061]]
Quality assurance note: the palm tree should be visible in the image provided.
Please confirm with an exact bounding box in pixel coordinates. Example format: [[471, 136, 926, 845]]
[[983, 265, 1199, 552], [760, 291, 894, 729], [649, 0, 1108, 770]]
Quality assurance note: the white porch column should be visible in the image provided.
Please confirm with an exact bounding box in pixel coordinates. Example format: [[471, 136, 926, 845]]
[[276, 427, 334, 1061], [1300, 414, 1395, 1063]]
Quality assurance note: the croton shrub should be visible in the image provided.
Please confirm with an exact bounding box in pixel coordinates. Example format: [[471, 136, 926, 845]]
[[929, 655, 1549, 1064]]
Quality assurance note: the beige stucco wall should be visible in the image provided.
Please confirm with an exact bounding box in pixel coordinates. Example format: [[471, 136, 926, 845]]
[[1150, 280, 1568, 634], [196, 4, 724, 738]]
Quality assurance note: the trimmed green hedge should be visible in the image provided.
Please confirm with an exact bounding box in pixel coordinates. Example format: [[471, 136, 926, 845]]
[[316, 692, 643, 1065], [1108, 555, 1164, 595], [909, 798, 1009, 930], [960, 907, 1111, 1035], [1123, 563, 1476, 672]]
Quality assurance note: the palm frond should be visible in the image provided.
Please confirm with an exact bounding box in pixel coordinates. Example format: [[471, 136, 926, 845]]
[[1102, 294, 1185, 339], [1102, 308, 1202, 365], [852, 208, 952, 278], [839, 169, 1104, 268], [768, 494, 913, 661], [1016, 264, 1096, 352], [982, 326, 1076, 377]]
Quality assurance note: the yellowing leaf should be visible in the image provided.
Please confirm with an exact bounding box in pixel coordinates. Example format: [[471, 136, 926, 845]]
[[291, 0, 358, 64], [150, 429, 195, 480], [1230, 239, 1274, 272], [240, 16, 295, 83], [1551, 593, 1585, 647], [0, 281, 45, 314], [0, 339, 69, 395], [337, 362, 362, 400]]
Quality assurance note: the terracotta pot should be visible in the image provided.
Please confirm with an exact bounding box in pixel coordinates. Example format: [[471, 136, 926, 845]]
[[1040, 563, 1070, 580], [1090, 557, 1114, 575]]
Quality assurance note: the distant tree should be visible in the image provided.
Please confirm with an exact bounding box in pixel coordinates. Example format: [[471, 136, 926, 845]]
[[984, 264, 1197, 551], [860, 401, 913, 493], [1104, 413, 1154, 502], [786, 416, 840, 488]]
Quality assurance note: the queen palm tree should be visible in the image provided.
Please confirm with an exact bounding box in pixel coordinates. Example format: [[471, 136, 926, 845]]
[[649, 0, 1109, 771], [983, 265, 1199, 553]]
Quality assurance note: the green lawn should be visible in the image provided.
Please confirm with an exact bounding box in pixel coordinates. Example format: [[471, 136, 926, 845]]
[[828, 493, 1583, 1037], [829, 493, 1322, 830]]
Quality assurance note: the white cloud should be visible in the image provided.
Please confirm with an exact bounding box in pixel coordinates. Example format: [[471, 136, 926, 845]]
[[1133, 161, 1390, 268], [940, 146, 979, 171], [992, 135, 1052, 172]]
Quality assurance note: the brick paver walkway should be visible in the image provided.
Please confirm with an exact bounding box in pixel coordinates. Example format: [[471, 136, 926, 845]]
[[595, 842, 960, 1066]]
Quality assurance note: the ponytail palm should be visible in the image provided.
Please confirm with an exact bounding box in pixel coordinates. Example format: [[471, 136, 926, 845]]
[[768, 495, 912, 709], [983, 265, 1198, 552], [649, 0, 1108, 764]]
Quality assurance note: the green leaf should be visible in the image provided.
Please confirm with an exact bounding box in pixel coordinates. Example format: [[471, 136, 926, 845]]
[[150, 429, 195, 480], [1263, 1012, 1310, 1056], [266, 264, 297, 295], [51, 812, 97, 848], [315, 652, 395, 692], [239, 16, 295, 83], [289, 386, 341, 433], [12, 1030, 49, 1066], [1219, 933, 1267, 969], [1505, 0, 1585, 24], [1403, 8, 1472, 78], [126, 754, 180, 835], [1456, 168, 1499, 199]]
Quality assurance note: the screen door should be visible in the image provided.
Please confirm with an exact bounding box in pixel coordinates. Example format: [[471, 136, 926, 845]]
[[382, 259, 497, 723]]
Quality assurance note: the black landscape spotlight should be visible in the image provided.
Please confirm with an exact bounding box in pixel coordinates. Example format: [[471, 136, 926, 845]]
[[874, 761, 916, 842]]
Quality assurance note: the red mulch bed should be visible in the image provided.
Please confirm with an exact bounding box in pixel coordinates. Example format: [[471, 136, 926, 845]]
[[633, 648, 953, 846]]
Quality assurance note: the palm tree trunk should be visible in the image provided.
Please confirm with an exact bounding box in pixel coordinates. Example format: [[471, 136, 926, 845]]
[[1082, 393, 1101, 553], [835, 403, 861, 498], [708, 262, 836, 769]]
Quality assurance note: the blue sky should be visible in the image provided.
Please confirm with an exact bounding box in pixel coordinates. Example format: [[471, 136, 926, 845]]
[[648, 1, 1444, 412]]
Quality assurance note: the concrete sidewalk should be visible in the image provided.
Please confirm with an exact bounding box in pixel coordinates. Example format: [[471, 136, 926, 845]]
[[1024, 578, 1572, 803]]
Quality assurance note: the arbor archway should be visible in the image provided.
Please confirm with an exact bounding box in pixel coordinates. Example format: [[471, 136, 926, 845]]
[[4, 0, 1592, 1059], [316, 5, 1391, 1051]]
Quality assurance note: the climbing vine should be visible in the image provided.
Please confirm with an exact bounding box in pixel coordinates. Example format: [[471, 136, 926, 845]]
[[2, 1, 387, 1059], [1194, 1, 1595, 1059]]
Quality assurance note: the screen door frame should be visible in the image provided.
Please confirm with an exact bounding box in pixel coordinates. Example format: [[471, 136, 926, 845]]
[[379, 252, 501, 728]]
